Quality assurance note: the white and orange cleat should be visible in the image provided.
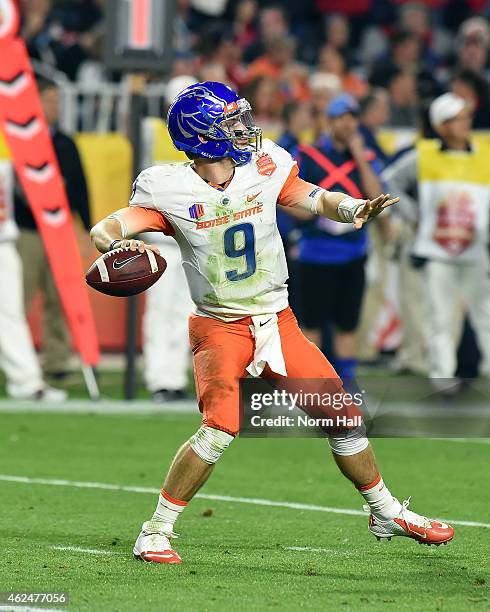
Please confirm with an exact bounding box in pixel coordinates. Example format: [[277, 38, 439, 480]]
[[133, 520, 182, 564], [365, 497, 454, 546]]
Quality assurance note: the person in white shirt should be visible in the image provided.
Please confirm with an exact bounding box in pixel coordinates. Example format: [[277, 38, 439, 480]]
[[384, 92, 490, 392], [0, 161, 66, 401]]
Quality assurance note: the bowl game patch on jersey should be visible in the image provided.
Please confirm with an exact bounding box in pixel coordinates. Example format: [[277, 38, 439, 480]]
[[189, 202, 205, 220], [256, 152, 277, 177]]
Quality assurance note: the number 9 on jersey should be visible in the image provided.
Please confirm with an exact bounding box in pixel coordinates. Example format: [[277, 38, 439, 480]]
[[224, 223, 257, 281]]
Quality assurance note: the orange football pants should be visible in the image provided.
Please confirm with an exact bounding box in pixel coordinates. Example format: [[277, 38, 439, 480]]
[[189, 307, 340, 436]]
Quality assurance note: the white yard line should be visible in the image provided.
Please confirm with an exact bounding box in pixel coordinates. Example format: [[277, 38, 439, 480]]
[[432, 438, 490, 445], [0, 401, 488, 445], [0, 399, 488, 417], [0, 399, 196, 414], [0, 474, 489, 529]]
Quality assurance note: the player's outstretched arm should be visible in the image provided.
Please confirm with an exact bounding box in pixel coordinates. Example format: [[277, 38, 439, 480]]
[[278, 172, 399, 230], [316, 192, 400, 229], [90, 207, 164, 254]]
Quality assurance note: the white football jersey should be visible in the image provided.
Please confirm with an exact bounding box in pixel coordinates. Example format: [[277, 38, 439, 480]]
[[130, 139, 296, 320]]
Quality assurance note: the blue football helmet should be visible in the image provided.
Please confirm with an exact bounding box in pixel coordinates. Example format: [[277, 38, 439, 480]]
[[167, 81, 262, 166]]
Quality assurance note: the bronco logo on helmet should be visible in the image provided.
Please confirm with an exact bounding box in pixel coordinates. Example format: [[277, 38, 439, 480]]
[[167, 81, 262, 166]]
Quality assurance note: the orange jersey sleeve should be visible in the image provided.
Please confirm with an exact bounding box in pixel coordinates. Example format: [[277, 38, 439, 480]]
[[277, 164, 322, 208], [111, 206, 175, 237]]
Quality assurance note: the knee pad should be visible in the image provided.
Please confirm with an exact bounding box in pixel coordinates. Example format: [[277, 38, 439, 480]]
[[328, 424, 369, 456], [189, 426, 235, 464]]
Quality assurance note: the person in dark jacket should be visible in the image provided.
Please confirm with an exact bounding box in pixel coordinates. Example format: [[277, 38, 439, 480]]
[[15, 78, 91, 378], [296, 93, 384, 384]]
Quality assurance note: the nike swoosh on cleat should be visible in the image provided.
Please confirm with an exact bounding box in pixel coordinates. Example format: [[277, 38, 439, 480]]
[[395, 518, 428, 538], [112, 254, 142, 269], [141, 551, 182, 563], [246, 192, 262, 202]]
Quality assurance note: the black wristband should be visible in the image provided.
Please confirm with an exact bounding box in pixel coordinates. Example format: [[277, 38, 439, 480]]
[[109, 239, 121, 251]]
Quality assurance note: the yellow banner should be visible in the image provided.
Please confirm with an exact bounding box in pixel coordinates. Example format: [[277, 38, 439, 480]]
[[417, 138, 490, 185], [75, 133, 133, 222]]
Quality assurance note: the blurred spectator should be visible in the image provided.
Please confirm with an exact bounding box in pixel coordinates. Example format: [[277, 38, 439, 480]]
[[22, 0, 57, 67], [355, 94, 391, 363], [141, 77, 196, 402], [247, 35, 292, 79], [384, 92, 490, 391], [318, 45, 367, 98], [386, 68, 419, 127], [382, 116, 429, 376], [200, 29, 247, 89], [23, 0, 107, 82], [50, 0, 103, 34], [232, 0, 258, 49], [450, 69, 490, 128], [390, 28, 423, 73], [276, 101, 313, 155], [398, 2, 452, 66], [360, 4, 440, 71], [174, 0, 197, 57], [359, 88, 390, 166], [199, 62, 229, 85], [141, 236, 193, 401], [314, 0, 373, 45], [323, 14, 354, 64], [246, 37, 309, 104], [358, 21, 391, 69], [15, 79, 90, 379], [241, 76, 283, 132], [0, 162, 66, 401], [244, 4, 290, 63], [370, 30, 422, 88], [170, 55, 200, 80], [309, 71, 342, 140], [60, 24, 105, 82], [247, 36, 293, 80], [454, 16, 490, 76], [296, 94, 384, 384]]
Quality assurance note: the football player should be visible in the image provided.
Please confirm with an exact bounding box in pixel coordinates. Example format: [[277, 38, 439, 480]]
[[91, 82, 454, 563]]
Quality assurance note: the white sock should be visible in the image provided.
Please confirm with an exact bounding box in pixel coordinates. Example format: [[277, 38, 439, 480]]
[[357, 473, 402, 520], [151, 489, 188, 533]]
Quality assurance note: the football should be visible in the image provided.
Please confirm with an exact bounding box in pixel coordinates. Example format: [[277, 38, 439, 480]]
[[86, 247, 167, 297]]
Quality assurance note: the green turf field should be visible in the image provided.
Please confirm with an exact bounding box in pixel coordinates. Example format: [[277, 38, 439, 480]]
[[0, 407, 489, 611]]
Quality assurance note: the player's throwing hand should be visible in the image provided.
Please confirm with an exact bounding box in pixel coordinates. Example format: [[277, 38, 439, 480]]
[[112, 239, 161, 255], [353, 194, 400, 230]]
